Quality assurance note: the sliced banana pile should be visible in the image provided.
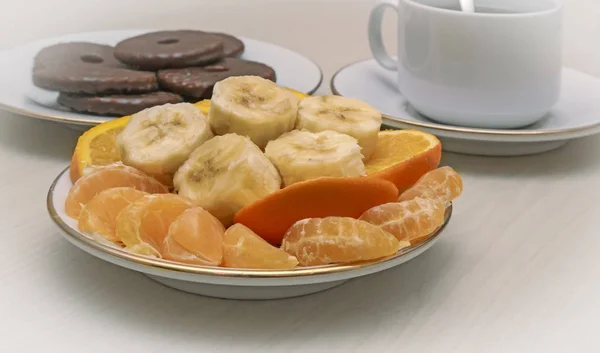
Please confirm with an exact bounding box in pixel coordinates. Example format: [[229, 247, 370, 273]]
[[209, 76, 299, 149], [265, 130, 365, 186], [115, 75, 384, 226], [173, 133, 281, 226], [116, 103, 213, 184], [296, 95, 382, 160]]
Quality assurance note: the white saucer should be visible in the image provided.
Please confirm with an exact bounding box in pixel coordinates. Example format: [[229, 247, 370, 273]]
[[331, 59, 600, 156], [47, 167, 451, 300], [0, 29, 323, 127]]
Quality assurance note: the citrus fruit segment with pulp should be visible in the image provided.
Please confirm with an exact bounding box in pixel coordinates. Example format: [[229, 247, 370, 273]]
[[78, 187, 148, 243], [69, 115, 131, 183], [115, 194, 195, 257], [398, 166, 463, 204], [222, 224, 299, 269], [65, 164, 168, 219], [359, 197, 446, 245], [365, 130, 441, 192], [233, 177, 399, 246], [281, 217, 407, 266], [162, 207, 226, 266]]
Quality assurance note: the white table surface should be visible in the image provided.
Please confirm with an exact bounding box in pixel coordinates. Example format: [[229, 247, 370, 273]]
[[1, 1, 600, 352]]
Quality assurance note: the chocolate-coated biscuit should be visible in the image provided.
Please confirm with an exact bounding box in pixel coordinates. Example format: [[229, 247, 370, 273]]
[[157, 58, 276, 99], [114, 30, 225, 70], [32, 42, 159, 95], [57, 91, 183, 116], [210, 33, 245, 57]]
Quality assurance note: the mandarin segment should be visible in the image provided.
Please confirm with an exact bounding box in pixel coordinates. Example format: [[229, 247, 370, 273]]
[[222, 224, 299, 269], [398, 166, 463, 204], [65, 164, 168, 219], [281, 217, 407, 266], [233, 177, 399, 246], [359, 198, 446, 245], [365, 130, 441, 192], [78, 187, 148, 243], [163, 208, 225, 266], [115, 194, 195, 257]]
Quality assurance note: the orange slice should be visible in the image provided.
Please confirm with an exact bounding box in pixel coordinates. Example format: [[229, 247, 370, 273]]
[[359, 198, 446, 245], [78, 187, 148, 243], [69, 115, 131, 183], [115, 194, 195, 257], [398, 166, 463, 204], [233, 177, 399, 246], [65, 164, 168, 219], [282, 217, 408, 266], [222, 224, 299, 269], [163, 208, 225, 266], [365, 130, 441, 192]]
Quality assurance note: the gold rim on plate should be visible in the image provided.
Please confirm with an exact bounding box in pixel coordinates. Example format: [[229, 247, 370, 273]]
[[47, 167, 452, 279], [330, 59, 600, 138]]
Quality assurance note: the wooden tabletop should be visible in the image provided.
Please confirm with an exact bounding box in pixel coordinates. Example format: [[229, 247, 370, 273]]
[[1, 1, 599, 352]]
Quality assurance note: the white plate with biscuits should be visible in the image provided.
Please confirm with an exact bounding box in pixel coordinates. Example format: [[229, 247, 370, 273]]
[[0, 29, 323, 127]]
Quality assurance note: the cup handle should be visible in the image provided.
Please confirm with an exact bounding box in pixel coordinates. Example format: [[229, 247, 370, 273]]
[[368, 0, 400, 71]]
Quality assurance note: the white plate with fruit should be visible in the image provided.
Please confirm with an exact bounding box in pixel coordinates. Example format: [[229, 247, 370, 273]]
[[47, 76, 463, 300]]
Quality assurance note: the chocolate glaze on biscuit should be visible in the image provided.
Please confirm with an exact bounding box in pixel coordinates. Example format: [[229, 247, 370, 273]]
[[57, 91, 183, 116], [157, 58, 276, 99], [210, 33, 245, 58], [114, 30, 225, 71], [32, 42, 159, 95]]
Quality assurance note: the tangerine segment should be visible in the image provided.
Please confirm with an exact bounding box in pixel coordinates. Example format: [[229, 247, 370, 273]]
[[162, 208, 225, 266], [222, 224, 299, 269], [398, 166, 463, 204], [233, 177, 399, 246], [359, 198, 446, 245], [115, 194, 195, 257], [65, 164, 168, 219], [365, 130, 441, 192], [78, 187, 148, 243], [282, 217, 407, 266]]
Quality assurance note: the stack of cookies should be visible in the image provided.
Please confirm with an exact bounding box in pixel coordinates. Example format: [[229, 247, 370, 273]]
[[32, 30, 276, 116]]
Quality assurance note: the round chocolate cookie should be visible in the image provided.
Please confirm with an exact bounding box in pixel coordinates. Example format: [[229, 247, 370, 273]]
[[33, 42, 124, 70], [32, 42, 159, 95], [57, 91, 183, 116], [157, 58, 276, 99], [114, 30, 225, 70], [210, 33, 245, 57]]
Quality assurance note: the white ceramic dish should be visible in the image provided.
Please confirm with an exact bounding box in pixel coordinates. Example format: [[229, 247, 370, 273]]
[[47, 167, 452, 300], [0, 29, 323, 127], [331, 59, 600, 156]]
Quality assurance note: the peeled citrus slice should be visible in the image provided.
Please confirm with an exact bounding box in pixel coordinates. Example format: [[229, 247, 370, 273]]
[[233, 177, 399, 246], [282, 217, 407, 266], [78, 187, 148, 243], [365, 130, 441, 192], [65, 164, 168, 219], [222, 224, 299, 269], [69, 115, 131, 183], [162, 208, 225, 266], [398, 166, 463, 204], [359, 198, 446, 245], [115, 194, 195, 257]]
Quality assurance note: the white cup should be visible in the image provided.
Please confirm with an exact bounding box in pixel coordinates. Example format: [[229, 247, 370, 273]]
[[368, 0, 563, 129]]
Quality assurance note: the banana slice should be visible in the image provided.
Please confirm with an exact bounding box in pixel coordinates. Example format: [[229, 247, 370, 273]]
[[296, 95, 382, 160], [264, 129, 366, 187], [209, 75, 299, 149], [116, 103, 213, 183], [173, 133, 282, 226]]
